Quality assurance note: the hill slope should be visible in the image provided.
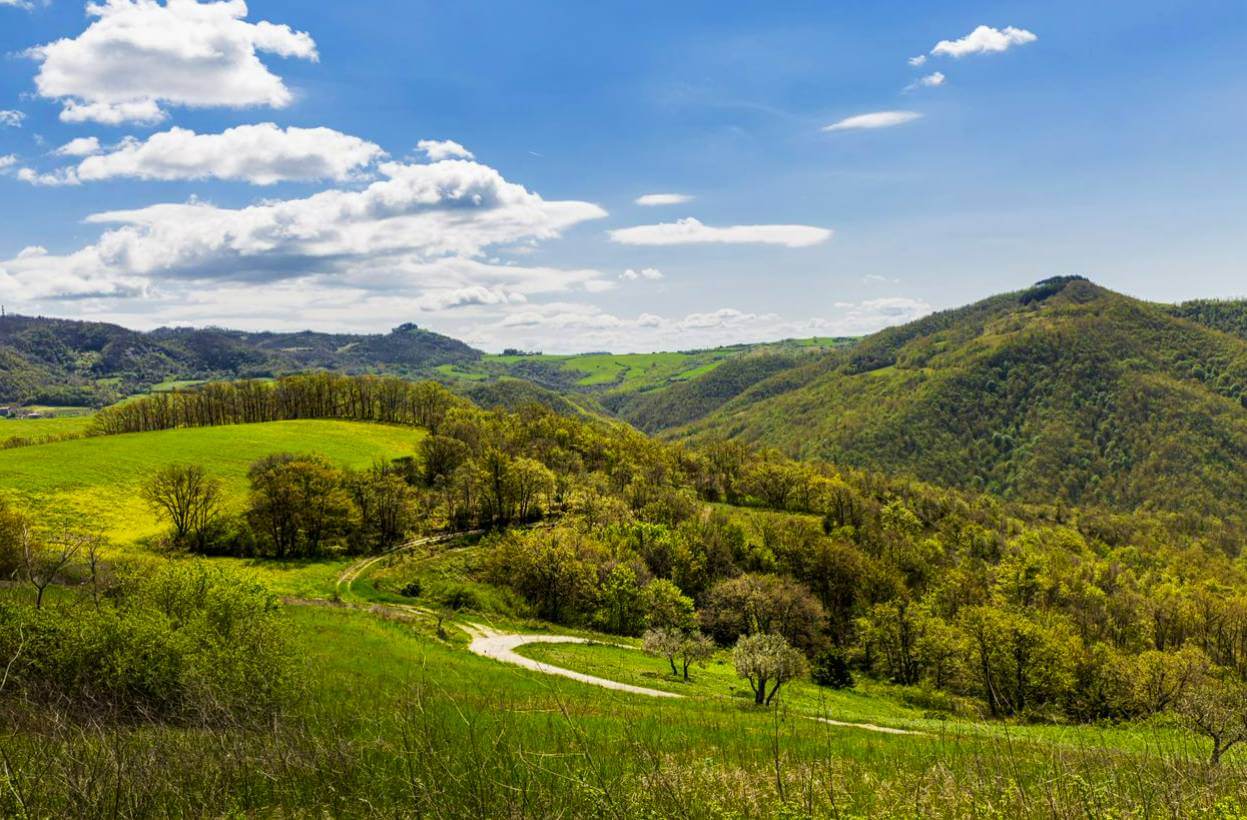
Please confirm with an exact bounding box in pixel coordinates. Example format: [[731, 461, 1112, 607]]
[[681, 277, 1247, 520]]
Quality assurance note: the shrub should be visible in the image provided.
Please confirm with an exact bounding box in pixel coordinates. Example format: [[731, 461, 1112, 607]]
[[400, 580, 423, 598], [812, 648, 854, 689], [0, 560, 291, 725]]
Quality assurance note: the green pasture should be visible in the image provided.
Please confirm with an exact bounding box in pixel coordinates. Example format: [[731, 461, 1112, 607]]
[[0, 419, 424, 548]]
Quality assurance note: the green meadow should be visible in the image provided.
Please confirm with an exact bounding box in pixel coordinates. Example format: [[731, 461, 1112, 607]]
[[0, 419, 423, 546]]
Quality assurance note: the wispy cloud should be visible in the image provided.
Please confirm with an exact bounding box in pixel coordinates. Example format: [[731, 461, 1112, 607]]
[[905, 72, 945, 92], [823, 111, 922, 132], [635, 193, 693, 207], [610, 217, 831, 248]]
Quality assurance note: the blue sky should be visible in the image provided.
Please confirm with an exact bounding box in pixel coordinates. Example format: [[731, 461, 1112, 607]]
[[1, 0, 1244, 352]]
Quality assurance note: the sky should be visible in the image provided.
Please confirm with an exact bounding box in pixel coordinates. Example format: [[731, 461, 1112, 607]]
[[0, 1, 1244, 353]]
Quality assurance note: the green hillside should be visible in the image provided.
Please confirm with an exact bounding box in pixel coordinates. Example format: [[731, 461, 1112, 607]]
[[681, 277, 1247, 522]]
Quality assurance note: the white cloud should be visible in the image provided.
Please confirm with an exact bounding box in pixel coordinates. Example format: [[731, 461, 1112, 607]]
[[610, 217, 831, 248], [0, 0, 33, 9], [582, 279, 617, 293], [0, 157, 607, 302], [931, 25, 1037, 58], [635, 193, 692, 207], [59, 99, 167, 126], [29, 0, 319, 125], [0, 155, 15, 170], [620, 267, 663, 281], [823, 111, 922, 132], [417, 139, 474, 161], [679, 307, 770, 330], [0, 110, 24, 128], [908, 55, 927, 67], [413, 285, 526, 311], [461, 296, 933, 354], [17, 167, 80, 186], [55, 136, 103, 157], [17, 246, 47, 258], [73, 124, 383, 184], [917, 71, 945, 88]]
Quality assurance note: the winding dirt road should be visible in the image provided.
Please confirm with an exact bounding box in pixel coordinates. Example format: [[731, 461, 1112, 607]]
[[463, 624, 683, 698]]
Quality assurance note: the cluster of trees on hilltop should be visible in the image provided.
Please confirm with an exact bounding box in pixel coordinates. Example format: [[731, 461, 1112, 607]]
[[91, 375, 1247, 740], [143, 458, 427, 558]]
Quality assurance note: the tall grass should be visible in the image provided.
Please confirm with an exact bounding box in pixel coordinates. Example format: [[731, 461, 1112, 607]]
[[4, 605, 1246, 818]]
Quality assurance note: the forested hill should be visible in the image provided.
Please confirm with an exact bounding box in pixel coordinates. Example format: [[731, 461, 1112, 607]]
[[1167, 298, 1247, 341], [0, 315, 480, 405], [674, 277, 1247, 522]]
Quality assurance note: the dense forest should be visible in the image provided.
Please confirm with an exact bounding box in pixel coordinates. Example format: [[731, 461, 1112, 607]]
[[11, 373, 1239, 736], [669, 278, 1247, 525]]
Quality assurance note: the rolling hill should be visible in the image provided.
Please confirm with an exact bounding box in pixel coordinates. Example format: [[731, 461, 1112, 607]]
[[677, 277, 1247, 521]]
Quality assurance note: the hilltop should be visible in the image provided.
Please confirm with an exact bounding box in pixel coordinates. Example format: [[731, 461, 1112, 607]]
[[673, 277, 1247, 521]]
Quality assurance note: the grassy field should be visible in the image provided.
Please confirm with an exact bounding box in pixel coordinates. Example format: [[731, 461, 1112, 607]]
[[433, 338, 856, 398], [0, 419, 424, 547], [0, 412, 96, 442]]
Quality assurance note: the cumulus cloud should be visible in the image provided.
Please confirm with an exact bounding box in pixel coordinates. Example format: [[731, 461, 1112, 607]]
[[620, 267, 663, 281], [917, 71, 945, 87], [28, 0, 319, 124], [823, 111, 922, 132], [0, 154, 15, 170], [635, 193, 692, 207], [413, 285, 526, 311], [69, 124, 384, 184], [0, 110, 24, 127], [0, 157, 607, 302], [417, 139, 474, 161], [610, 217, 831, 248], [931, 25, 1037, 58], [17, 166, 80, 186], [54, 136, 103, 156], [0, 0, 34, 8], [908, 55, 927, 67]]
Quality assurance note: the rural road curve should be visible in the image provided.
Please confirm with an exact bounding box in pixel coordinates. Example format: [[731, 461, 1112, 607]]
[[463, 624, 683, 698]]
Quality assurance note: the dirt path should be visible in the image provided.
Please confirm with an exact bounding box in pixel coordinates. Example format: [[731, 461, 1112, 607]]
[[463, 623, 683, 699], [462, 623, 925, 735], [812, 717, 921, 735], [335, 531, 479, 599]]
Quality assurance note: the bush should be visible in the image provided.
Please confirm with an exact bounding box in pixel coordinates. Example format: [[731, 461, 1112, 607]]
[[812, 648, 854, 689], [400, 580, 423, 598], [0, 560, 291, 725]]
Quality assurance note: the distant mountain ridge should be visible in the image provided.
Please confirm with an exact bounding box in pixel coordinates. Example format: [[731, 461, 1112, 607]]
[[0, 315, 480, 405]]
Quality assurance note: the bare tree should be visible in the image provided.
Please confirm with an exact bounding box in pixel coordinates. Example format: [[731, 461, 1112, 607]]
[[142, 464, 223, 550], [1175, 671, 1247, 765], [23, 529, 87, 609], [82, 535, 108, 609]]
